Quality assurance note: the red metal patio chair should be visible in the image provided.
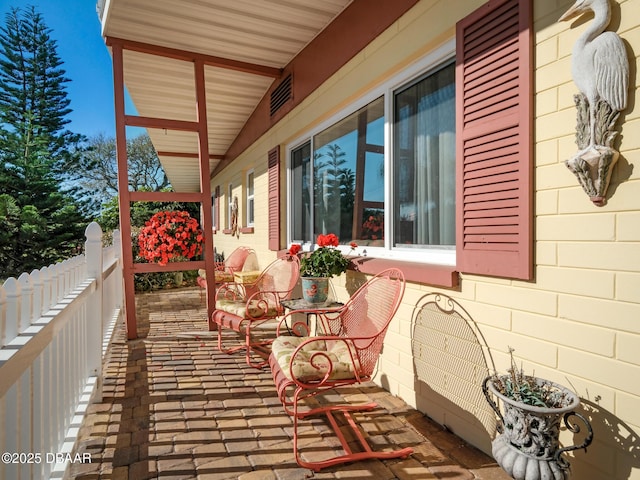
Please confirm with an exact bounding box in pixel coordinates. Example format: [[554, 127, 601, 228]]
[[211, 255, 300, 368], [268, 268, 412, 471], [197, 246, 257, 302]]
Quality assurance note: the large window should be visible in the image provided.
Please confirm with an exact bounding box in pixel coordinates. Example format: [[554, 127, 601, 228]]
[[246, 170, 255, 227], [227, 183, 233, 230], [287, 1, 530, 278], [290, 97, 384, 245], [290, 141, 311, 243], [289, 58, 455, 263], [212, 188, 218, 231], [393, 63, 455, 248]]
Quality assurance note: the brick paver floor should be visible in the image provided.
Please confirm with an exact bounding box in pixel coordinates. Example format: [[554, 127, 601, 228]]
[[68, 287, 509, 480]]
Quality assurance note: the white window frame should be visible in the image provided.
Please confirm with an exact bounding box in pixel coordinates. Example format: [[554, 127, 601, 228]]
[[246, 169, 255, 227], [287, 139, 313, 251], [211, 191, 217, 231], [286, 39, 456, 266]]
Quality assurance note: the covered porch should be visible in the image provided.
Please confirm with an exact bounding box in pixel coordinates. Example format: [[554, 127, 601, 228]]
[[69, 287, 508, 479], [97, 0, 429, 339]]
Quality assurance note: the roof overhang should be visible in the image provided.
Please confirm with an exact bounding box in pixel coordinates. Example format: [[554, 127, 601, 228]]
[[98, 0, 353, 192]]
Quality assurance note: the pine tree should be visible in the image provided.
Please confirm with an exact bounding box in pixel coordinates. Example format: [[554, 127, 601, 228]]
[[0, 6, 88, 278]]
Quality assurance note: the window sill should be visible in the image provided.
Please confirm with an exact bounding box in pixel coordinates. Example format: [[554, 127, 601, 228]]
[[349, 256, 459, 289], [276, 251, 459, 288], [221, 227, 254, 235]]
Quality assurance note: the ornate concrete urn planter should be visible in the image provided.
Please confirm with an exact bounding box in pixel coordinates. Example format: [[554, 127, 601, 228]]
[[483, 375, 593, 480]]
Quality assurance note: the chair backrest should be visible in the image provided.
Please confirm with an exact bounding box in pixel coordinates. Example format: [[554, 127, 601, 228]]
[[223, 246, 256, 273], [241, 251, 259, 271], [251, 255, 300, 301], [336, 268, 405, 377]]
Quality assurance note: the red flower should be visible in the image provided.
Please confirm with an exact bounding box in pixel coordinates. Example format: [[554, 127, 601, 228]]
[[137, 211, 203, 265], [300, 232, 350, 278], [350, 242, 358, 249], [288, 243, 301, 256], [317, 233, 339, 247]]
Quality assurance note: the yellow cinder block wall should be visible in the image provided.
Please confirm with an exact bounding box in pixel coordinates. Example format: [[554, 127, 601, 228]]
[[211, 159, 279, 267], [212, 1, 640, 478]]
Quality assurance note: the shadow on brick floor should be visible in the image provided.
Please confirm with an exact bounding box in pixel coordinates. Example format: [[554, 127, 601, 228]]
[[68, 287, 509, 480]]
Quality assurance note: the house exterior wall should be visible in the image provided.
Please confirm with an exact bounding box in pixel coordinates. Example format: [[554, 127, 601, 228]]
[[212, 152, 279, 266], [211, 1, 640, 479]]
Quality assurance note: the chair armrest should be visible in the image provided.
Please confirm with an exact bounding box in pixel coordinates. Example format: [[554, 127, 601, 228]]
[[241, 290, 286, 319], [215, 282, 246, 302]]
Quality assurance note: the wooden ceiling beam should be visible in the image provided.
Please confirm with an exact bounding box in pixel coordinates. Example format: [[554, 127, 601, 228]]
[[124, 114, 198, 131], [156, 151, 225, 160], [106, 36, 282, 78]]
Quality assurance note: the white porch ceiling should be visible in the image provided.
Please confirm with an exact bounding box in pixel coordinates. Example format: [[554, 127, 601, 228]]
[[98, 0, 352, 192]]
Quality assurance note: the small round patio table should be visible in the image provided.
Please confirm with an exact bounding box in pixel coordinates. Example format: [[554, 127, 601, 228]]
[[280, 298, 344, 335]]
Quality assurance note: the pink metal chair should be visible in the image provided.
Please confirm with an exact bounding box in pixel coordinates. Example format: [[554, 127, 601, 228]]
[[211, 255, 300, 368], [197, 246, 257, 302], [268, 268, 412, 471]]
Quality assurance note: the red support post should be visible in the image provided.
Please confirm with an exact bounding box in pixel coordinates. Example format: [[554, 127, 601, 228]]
[[112, 43, 138, 339]]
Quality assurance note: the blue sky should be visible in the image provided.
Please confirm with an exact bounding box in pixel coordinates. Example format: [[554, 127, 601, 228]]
[[1, 1, 124, 138]]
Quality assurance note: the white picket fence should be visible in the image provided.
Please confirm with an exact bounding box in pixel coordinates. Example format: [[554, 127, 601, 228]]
[[0, 222, 123, 480]]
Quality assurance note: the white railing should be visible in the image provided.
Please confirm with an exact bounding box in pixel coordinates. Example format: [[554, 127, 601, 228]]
[[0, 222, 123, 480]]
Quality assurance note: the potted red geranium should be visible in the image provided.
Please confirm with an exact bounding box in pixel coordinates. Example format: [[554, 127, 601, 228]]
[[289, 233, 356, 304]]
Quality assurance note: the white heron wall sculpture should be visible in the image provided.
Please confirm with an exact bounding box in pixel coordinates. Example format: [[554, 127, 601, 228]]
[[560, 0, 629, 206]]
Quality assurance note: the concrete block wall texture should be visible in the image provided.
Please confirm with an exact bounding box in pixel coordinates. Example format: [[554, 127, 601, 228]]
[[210, 1, 640, 478]]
